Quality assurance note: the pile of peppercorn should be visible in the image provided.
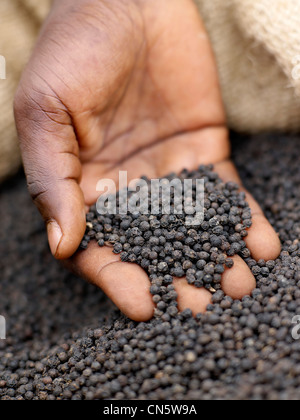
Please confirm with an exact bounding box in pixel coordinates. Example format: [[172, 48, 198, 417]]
[[81, 165, 252, 302], [1, 134, 300, 400]]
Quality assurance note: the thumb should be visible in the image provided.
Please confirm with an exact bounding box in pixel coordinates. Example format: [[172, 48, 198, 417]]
[[14, 87, 86, 260]]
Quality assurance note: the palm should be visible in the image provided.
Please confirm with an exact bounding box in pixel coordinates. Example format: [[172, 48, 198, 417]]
[[16, 0, 281, 321], [42, 0, 227, 203]]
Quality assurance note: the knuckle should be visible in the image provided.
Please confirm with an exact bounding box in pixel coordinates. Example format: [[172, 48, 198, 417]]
[[26, 170, 50, 203], [26, 172, 55, 222], [14, 79, 70, 141]]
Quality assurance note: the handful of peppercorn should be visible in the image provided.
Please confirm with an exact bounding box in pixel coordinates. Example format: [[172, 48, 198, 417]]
[[81, 165, 252, 314]]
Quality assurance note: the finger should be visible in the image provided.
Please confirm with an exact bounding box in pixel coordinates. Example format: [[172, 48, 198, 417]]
[[215, 160, 281, 261], [221, 255, 256, 300], [173, 277, 212, 316], [14, 86, 86, 260], [66, 242, 154, 322]]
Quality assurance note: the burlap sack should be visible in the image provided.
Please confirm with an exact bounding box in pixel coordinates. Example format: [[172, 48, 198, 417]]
[[0, 0, 300, 182], [195, 0, 300, 133], [0, 0, 51, 183]]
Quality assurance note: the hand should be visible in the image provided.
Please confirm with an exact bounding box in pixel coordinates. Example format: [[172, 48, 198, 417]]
[[14, 0, 281, 321]]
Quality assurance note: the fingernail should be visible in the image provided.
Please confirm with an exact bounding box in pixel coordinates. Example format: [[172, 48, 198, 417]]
[[47, 221, 62, 257]]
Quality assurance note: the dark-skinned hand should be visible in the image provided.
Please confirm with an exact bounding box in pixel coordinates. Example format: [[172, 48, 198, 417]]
[[14, 0, 281, 321]]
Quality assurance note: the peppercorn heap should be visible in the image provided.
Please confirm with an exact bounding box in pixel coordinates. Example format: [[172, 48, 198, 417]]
[[2, 133, 300, 400], [81, 165, 252, 311]]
